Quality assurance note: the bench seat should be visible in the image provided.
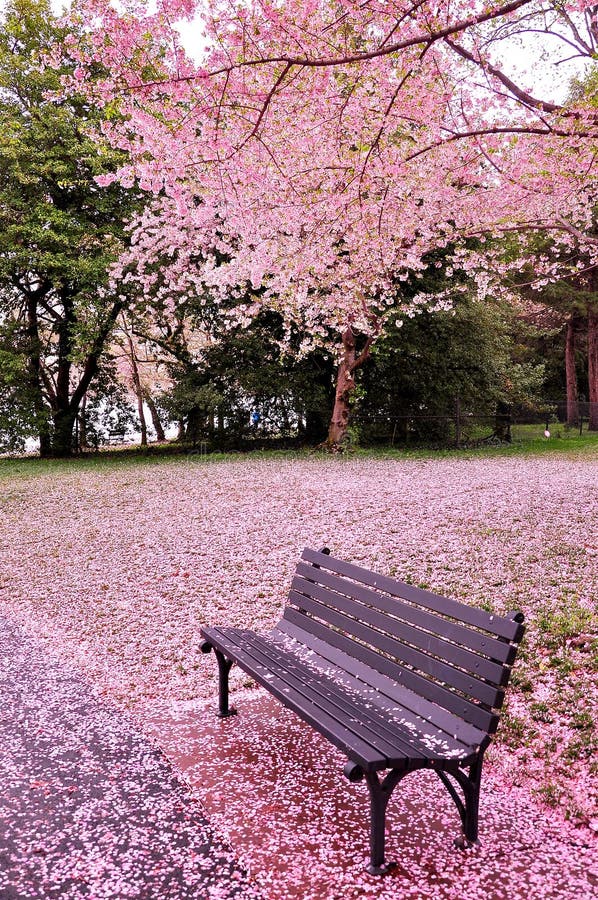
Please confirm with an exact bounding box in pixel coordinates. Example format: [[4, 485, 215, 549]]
[[203, 625, 480, 773]]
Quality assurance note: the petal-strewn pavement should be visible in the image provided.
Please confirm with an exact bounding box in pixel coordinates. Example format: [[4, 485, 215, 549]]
[[0, 617, 260, 899], [1, 614, 597, 899], [1, 456, 596, 898], [148, 690, 598, 900]]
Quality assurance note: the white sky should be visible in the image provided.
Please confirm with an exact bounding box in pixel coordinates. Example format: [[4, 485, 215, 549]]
[[173, 8, 590, 106]]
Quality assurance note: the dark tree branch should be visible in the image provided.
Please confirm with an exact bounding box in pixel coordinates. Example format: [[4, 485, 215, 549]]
[[444, 36, 597, 121], [125, 0, 535, 89], [69, 298, 126, 413]]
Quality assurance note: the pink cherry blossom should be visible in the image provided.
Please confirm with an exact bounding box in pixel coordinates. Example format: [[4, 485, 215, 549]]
[[58, 1, 598, 336]]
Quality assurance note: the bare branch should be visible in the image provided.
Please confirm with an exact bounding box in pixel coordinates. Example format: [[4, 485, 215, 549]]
[[555, 216, 598, 246], [444, 36, 562, 114]]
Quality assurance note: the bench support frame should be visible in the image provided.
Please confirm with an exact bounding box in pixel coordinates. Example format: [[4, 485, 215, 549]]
[[200, 640, 237, 718], [215, 649, 237, 718], [347, 754, 484, 873], [364, 767, 410, 874], [435, 755, 484, 847]]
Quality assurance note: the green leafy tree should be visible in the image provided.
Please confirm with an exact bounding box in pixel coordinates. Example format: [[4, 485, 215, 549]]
[[358, 291, 545, 445], [0, 0, 143, 456], [153, 308, 334, 449], [506, 241, 597, 430], [0, 315, 36, 453]]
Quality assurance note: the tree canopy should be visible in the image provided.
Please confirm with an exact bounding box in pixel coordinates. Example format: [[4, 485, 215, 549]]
[[63, 1, 598, 314], [52, 0, 597, 442]]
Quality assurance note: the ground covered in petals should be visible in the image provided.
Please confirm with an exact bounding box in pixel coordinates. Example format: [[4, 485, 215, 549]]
[[0, 617, 257, 900], [1, 452, 596, 895], [149, 690, 597, 900]]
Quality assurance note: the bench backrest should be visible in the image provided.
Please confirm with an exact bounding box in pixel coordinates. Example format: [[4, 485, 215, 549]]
[[282, 548, 525, 736]]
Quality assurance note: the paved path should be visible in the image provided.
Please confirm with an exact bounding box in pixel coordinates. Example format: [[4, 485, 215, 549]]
[[0, 617, 260, 899]]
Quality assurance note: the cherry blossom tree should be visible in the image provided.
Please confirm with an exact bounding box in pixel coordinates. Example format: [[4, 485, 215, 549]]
[[111, 313, 171, 444], [62, 0, 598, 442]]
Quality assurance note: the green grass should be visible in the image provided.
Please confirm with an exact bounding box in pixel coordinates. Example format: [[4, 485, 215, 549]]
[[537, 596, 595, 651], [1, 428, 597, 480], [0, 449, 232, 480], [510, 421, 594, 441], [353, 432, 598, 459]]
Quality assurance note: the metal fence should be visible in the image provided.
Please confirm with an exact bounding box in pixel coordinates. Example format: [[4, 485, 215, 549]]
[[353, 399, 598, 448]]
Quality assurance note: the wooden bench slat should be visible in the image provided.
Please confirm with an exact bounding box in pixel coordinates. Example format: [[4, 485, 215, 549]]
[[294, 562, 516, 665], [234, 630, 441, 763], [273, 621, 487, 755], [215, 627, 429, 764], [283, 607, 499, 733], [207, 627, 401, 770], [204, 627, 388, 771], [271, 622, 487, 765], [230, 632, 418, 762], [292, 572, 510, 686], [301, 548, 524, 642], [287, 590, 504, 709]]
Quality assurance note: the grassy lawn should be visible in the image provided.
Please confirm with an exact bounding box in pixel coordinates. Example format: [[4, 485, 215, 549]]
[[1, 427, 597, 481]]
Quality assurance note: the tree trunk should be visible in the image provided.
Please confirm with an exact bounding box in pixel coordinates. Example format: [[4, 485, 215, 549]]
[[391, 412, 409, 443], [52, 408, 77, 457], [145, 393, 166, 441], [588, 305, 598, 431], [494, 400, 512, 443], [24, 293, 51, 457], [304, 409, 327, 443], [328, 334, 356, 445], [327, 326, 373, 447], [126, 332, 147, 445], [79, 393, 88, 450], [38, 422, 52, 458], [186, 407, 202, 446], [50, 291, 76, 457], [565, 316, 579, 427], [23, 288, 124, 458]]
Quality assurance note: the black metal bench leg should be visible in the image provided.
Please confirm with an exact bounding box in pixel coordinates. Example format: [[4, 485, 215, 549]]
[[438, 756, 483, 848], [462, 757, 482, 844], [364, 769, 405, 875], [214, 649, 237, 718]]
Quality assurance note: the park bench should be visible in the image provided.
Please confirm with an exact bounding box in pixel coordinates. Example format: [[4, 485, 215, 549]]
[[200, 547, 525, 874], [106, 429, 127, 445]]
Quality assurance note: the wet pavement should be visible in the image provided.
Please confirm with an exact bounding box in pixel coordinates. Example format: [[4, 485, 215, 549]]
[[0, 617, 260, 899], [146, 689, 598, 900]]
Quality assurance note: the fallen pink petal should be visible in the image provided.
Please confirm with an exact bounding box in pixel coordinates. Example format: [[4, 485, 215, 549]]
[[1, 455, 596, 898]]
